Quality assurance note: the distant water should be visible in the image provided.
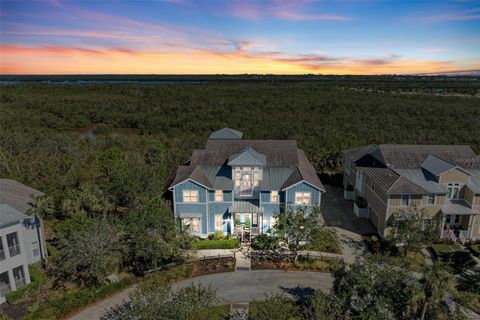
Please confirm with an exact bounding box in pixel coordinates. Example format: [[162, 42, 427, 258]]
[[0, 80, 208, 85]]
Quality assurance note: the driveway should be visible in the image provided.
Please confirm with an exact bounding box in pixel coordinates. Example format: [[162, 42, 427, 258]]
[[173, 270, 334, 304], [322, 185, 377, 264], [69, 271, 334, 320]]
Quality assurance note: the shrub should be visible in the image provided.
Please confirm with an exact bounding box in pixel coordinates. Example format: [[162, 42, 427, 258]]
[[6, 264, 47, 304], [251, 234, 280, 251], [208, 231, 226, 240], [26, 276, 132, 319], [192, 239, 240, 250]]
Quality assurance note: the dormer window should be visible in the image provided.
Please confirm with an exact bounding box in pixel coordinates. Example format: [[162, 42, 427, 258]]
[[234, 166, 262, 196]]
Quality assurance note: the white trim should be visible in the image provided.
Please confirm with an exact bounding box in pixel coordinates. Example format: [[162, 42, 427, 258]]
[[282, 180, 325, 193], [168, 178, 212, 191]]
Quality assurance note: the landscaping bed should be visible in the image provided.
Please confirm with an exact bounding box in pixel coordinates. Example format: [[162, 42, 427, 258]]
[[430, 244, 475, 274], [251, 255, 344, 273], [387, 249, 427, 273], [192, 239, 240, 250]]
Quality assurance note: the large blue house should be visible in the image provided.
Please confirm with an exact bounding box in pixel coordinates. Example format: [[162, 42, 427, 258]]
[[169, 128, 325, 240]]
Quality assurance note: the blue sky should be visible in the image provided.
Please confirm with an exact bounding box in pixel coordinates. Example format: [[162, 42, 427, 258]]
[[1, 0, 479, 74]]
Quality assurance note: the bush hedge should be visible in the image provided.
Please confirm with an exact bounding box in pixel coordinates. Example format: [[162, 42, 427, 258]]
[[192, 239, 240, 250], [6, 264, 47, 304], [26, 276, 132, 319]]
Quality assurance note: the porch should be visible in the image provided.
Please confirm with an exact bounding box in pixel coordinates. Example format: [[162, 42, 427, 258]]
[[229, 201, 264, 242], [440, 200, 479, 245]]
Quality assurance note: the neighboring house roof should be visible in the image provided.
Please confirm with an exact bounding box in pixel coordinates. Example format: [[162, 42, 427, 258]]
[[170, 130, 325, 191], [442, 200, 478, 215], [0, 203, 29, 228], [344, 144, 376, 162], [208, 128, 243, 140], [421, 154, 461, 176], [0, 179, 44, 214], [358, 167, 427, 195], [394, 169, 448, 194], [228, 147, 267, 166]]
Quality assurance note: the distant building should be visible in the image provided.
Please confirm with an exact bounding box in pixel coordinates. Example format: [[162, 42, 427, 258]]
[[0, 179, 46, 304], [343, 145, 480, 243], [169, 128, 325, 241]]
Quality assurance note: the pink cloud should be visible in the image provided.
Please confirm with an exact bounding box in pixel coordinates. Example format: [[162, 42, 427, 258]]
[[424, 7, 480, 22]]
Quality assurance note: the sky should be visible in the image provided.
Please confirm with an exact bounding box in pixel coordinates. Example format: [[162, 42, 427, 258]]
[[0, 0, 479, 75]]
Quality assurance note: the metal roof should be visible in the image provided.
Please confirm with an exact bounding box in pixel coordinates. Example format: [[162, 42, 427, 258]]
[[0, 179, 44, 213], [228, 147, 267, 167], [229, 201, 264, 213], [394, 169, 449, 194], [344, 145, 376, 162], [0, 203, 29, 228], [358, 167, 427, 195], [421, 154, 458, 176], [260, 167, 294, 191], [387, 177, 427, 195], [208, 128, 243, 140], [442, 200, 479, 215]]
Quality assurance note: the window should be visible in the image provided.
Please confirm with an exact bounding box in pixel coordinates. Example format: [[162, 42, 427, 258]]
[[252, 213, 258, 226], [427, 194, 436, 205], [6, 232, 20, 257], [215, 214, 223, 230], [446, 215, 451, 224], [447, 183, 460, 199], [454, 215, 460, 224], [13, 266, 26, 289], [234, 167, 262, 195], [270, 191, 279, 203], [400, 194, 410, 206], [214, 190, 223, 202], [371, 180, 375, 191], [182, 217, 201, 233], [295, 192, 311, 205], [183, 190, 199, 203], [0, 237, 4, 261], [32, 242, 39, 257]]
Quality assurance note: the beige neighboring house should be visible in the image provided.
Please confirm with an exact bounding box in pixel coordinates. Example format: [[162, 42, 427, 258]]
[[343, 145, 480, 243], [0, 179, 47, 304]]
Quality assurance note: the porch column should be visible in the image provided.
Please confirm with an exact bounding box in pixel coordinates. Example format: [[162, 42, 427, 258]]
[[250, 213, 252, 242], [440, 214, 445, 239], [468, 215, 475, 239]]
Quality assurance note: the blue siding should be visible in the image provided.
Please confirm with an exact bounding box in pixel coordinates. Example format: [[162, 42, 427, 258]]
[[208, 203, 230, 233], [175, 203, 207, 234], [285, 182, 321, 206], [208, 190, 233, 202], [175, 180, 207, 203]]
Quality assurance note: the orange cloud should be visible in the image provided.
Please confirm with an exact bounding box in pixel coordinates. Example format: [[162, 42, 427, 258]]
[[1, 45, 478, 75]]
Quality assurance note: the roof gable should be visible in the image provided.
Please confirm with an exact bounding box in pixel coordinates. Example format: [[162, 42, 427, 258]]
[[208, 128, 243, 140], [228, 147, 267, 167]]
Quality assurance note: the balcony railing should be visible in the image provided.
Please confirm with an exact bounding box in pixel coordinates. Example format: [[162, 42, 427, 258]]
[[8, 245, 21, 257], [0, 249, 5, 261], [14, 278, 26, 289]]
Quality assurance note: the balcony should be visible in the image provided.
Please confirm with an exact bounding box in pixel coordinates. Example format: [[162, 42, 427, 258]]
[[8, 245, 21, 257]]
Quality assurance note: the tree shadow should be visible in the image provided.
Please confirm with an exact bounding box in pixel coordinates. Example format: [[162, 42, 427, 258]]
[[280, 286, 316, 302]]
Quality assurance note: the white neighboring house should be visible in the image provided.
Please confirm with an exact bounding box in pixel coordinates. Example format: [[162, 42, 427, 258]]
[[0, 179, 47, 304]]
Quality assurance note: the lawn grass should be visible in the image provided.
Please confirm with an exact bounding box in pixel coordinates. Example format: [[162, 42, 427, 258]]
[[431, 244, 476, 274], [192, 239, 240, 250]]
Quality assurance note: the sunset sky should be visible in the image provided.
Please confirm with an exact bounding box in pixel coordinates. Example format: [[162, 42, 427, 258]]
[[1, 0, 479, 75]]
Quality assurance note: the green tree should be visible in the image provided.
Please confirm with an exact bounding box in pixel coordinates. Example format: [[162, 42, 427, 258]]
[[420, 264, 451, 320], [307, 290, 346, 320], [57, 218, 118, 286], [277, 206, 325, 260], [122, 197, 184, 274], [390, 206, 440, 257], [101, 284, 217, 320], [249, 294, 300, 320]]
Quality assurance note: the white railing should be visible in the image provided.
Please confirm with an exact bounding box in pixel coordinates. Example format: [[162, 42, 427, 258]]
[[459, 230, 469, 245]]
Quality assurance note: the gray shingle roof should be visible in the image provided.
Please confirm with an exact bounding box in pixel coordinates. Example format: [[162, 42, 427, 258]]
[[394, 169, 448, 194], [170, 132, 325, 191], [421, 154, 458, 176], [468, 170, 480, 194], [169, 165, 213, 189], [228, 147, 267, 166], [0, 203, 29, 228], [0, 179, 44, 213], [208, 128, 243, 140]]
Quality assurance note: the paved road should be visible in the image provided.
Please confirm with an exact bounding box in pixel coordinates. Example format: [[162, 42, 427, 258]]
[[173, 270, 334, 305], [69, 270, 333, 320]]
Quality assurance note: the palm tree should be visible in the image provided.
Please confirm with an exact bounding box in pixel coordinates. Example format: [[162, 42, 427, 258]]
[[28, 195, 54, 219], [420, 263, 451, 320]]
